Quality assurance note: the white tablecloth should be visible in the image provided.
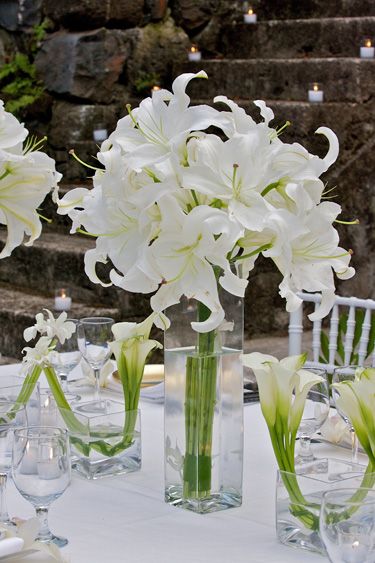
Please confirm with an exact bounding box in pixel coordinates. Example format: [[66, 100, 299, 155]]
[[1, 363, 353, 563]]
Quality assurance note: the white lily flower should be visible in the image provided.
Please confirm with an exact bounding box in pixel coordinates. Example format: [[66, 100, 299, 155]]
[[23, 310, 76, 345], [22, 335, 53, 369], [0, 102, 61, 258]]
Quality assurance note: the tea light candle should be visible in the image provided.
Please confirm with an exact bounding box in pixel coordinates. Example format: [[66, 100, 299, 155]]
[[20, 442, 38, 475], [188, 45, 202, 62], [37, 447, 60, 480], [54, 288, 72, 312], [244, 8, 257, 23], [93, 127, 108, 142], [308, 82, 324, 103], [360, 38, 374, 58]]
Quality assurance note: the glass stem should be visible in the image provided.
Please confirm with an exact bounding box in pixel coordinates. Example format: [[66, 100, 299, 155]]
[[59, 373, 68, 393], [351, 427, 358, 464], [299, 435, 313, 459], [0, 473, 10, 523], [93, 368, 101, 402], [36, 507, 52, 542]]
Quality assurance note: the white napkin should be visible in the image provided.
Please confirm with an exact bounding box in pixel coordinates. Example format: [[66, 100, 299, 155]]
[[0, 538, 24, 559]]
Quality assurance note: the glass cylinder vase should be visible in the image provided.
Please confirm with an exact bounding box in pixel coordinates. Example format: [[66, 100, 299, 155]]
[[164, 293, 244, 514]]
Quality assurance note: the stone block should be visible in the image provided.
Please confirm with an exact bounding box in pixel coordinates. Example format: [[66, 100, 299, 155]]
[[35, 29, 131, 103], [0, 0, 41, 31], [221, 17, 375, 60], [177, 58, 374, 103], [171, 0, 220, 32], [126, 18, 189, 93], [42, 0, 108, 29], [229, 0, 375, 19], [108, 0, 145, 27]]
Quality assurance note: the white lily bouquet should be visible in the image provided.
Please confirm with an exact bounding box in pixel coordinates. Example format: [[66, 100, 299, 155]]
[[0, 101, 60, 259], [54, 71, 355, 507], [244, 353, 375, 533]]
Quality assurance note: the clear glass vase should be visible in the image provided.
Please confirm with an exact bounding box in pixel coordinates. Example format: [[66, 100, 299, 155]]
[[276, 458, 375, 554], [164, 293, 244, 514]]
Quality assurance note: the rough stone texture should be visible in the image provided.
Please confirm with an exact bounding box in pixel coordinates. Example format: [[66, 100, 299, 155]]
[[35, 29, 131, 103], [125, 18, 189, 92], [42, 0, 108, 29], [171, 0, 218, 32], [148, 0, 168, 21], [221, 17, 375, 60], [0, 0, 42, 31], [178, 59, 375, 103], [254, 0, 375, 20], [108, 0, 145, 28]]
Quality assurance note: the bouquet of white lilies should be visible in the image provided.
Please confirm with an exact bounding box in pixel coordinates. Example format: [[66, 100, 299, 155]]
[[57, 71, 354, 332], [0, 101, 61, 259]]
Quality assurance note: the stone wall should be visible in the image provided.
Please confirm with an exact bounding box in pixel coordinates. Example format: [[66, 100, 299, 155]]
[[0, 0, 374, 355]]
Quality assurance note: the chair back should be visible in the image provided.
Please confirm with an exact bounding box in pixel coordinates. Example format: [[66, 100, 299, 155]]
[[288, 293, 375, 373]]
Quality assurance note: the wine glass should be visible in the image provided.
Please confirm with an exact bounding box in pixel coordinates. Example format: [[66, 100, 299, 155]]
[[332, 366, 359, 463], [12, 426, 71, 547], [320, 488, 375, 562], [0, 375, 40, 425], [295, 369, 330, 465], [0, 401, 27, 525], [77, 317, 114, 402], [48, 319, 81, 392]]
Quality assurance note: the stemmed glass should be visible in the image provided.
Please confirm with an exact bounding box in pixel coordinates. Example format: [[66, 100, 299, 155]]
[[48, 319, 81, 393], [78, 317, 114, 402], [295, 369, 330, 465], [12, 426, 71, 547], [332, 366, 359, 463], [320, 488, 375, 562], [0, 401, 27, 525]]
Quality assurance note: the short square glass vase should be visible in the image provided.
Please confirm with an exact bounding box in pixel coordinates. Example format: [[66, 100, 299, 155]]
[[62, 400, 141, 479], [276, 457, 375, 554]]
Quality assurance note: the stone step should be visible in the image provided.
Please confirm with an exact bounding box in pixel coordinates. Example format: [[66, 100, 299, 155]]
[[221, 17, 375, 59], [252, 0, 375, 19], [0, 230, 151, 319], [178, 58, 374, 102], [0, 283, 120, 359]]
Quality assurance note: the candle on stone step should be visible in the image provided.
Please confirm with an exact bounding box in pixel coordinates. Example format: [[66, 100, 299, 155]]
[[188, 44, 202, 62], [360, 38, 374, 59], [54, 288, 72, 312], [93, 125, 108, 142], [244, 8, 257, 23], [308, 82, 324, 103]]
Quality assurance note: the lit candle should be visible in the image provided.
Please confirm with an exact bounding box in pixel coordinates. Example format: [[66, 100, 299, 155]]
[[54, 288, 72, 312], [93, 128, 108, 142], [188, 44, 202, 62], [40, 392, 58, 426], [37, 447, 60, 480], [360, 38, 374, 58], [151, 85, 161, 94], [20, 441, 38, 475], [308, 82, 324, 103], [244, 8, 257, 23]]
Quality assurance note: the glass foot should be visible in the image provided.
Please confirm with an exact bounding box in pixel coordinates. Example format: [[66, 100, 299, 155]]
[[37, 533, 68, 548]]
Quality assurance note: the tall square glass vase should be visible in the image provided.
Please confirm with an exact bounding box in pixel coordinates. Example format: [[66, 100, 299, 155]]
[[164, 293, 244, 514]]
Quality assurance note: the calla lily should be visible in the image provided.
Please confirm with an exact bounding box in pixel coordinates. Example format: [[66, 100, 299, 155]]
[[242, 352, 323, 468], [110, 312, 168, 410], [332, 367, 375, 463]]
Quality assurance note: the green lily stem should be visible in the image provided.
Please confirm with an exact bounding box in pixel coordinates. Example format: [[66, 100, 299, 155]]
[[183, 301, 217, 500]]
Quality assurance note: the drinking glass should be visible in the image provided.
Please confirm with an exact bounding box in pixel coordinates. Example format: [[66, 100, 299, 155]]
[[48, 319, 81, 392], [320, 488, 375, 562], [0, 401, 27, 525], [0, 375, 40, 425], [296, 369, 330, 465], [332, 366, 359, 463], [78, 317, 114, 402], [12, 427, 71, 547]]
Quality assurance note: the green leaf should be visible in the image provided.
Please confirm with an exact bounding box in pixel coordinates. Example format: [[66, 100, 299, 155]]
[[320, 331, 330, 363]]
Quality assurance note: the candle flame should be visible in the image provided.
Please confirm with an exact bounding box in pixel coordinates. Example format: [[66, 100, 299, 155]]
[[49, 447, 54, 461], [313, 83, 319, 92], [365, 39, 372, 48], [61, 290, 66, 298], [248, 8, 254, 15], [152, 85, 161, 92], [190, 45, 198, 53]]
